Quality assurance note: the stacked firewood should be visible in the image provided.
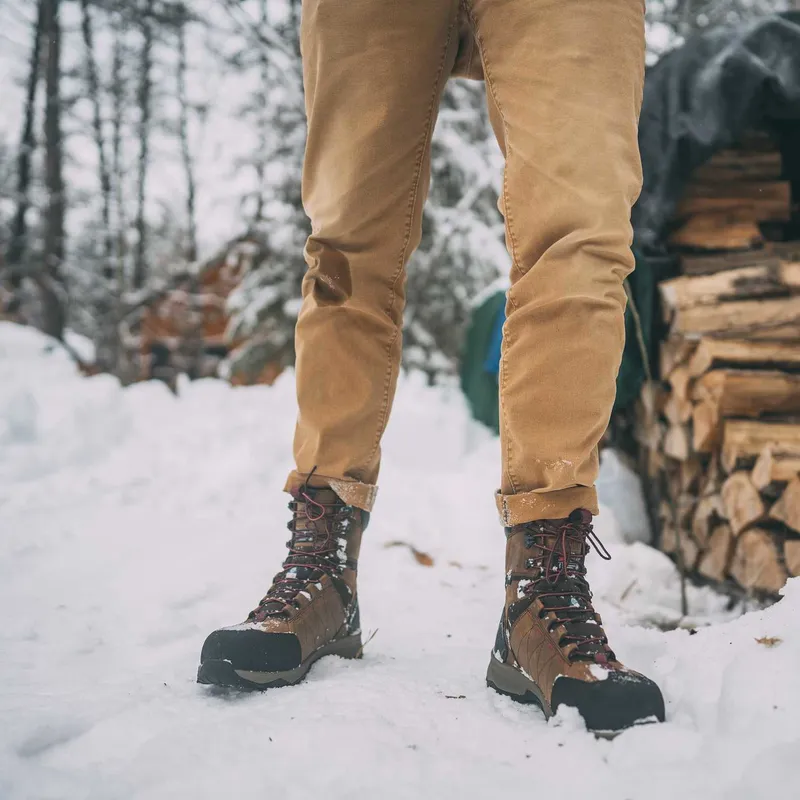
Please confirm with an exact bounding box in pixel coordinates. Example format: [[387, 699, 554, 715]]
[[641, 132, 800, 595]]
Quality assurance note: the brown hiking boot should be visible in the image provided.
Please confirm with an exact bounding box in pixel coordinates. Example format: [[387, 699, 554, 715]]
[[486, 509, 665, 733], [197, 485, 367, 690]]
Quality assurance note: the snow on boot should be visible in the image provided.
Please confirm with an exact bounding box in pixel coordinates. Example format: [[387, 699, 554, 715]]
[[198, 486, 367, 690], [486, 509, 665, 734]]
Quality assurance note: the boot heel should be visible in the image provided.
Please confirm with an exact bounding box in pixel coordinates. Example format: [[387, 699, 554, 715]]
[[486, 658, 549, 714], [330, 633, 363, 660]]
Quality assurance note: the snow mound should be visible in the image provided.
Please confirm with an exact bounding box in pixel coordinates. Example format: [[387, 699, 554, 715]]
[[0, 321, 795, 800]]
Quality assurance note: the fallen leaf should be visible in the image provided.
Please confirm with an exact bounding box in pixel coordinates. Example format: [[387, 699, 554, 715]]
[[384, 540, 435, 567], [755, 636, 783, 648]]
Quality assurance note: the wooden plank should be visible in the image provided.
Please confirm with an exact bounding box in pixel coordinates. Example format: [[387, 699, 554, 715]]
[[690, 369, 800, 418], [698, 524, 735, 582], [670, 296, 800, 339], [769, 477, 800, 534], [660, 262, 800, 315], [721, 472, 765, 535], [729, 528, 788, 593], [681, 250, 782, 277], [687, 339, 800, 377], [722, 421, 800, 472]]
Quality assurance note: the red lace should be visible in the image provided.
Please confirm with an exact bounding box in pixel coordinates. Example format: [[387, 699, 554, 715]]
[[522, 516, 613, 661], [250, 487, 347, 620]]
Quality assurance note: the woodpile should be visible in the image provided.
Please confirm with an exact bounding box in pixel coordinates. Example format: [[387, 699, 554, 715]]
[[642, 131, 800, 595]]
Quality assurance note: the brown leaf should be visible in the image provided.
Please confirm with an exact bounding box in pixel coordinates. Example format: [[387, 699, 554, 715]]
[[755, 636, 783, 648], [383, 540, 435, 567]]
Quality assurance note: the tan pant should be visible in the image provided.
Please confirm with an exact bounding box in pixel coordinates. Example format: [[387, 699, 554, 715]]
[[285, 0, 646, 524]]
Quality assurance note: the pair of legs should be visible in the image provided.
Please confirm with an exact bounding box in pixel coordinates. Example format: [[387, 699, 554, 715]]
[[199, 0, 666, 734], [287, 0, 645, 524]]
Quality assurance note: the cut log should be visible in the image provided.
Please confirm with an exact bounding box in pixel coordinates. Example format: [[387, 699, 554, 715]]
[[721, 472, 765, 535], [722, 421, 800, 472], [692, 400, 721, 453], [690, 369, 800, 418], [770, 242, 800, 261], [667, 365, 694, 422], [698, 524, 735, 582], [769, 477, 800, 534], [751, 447, 800, 489], [670, 296, 800, 340], [692, 154, 783, 183], [677, 181, 791, 222], [681, 250, 782, 277], [785, 540, 800, 577], [677, 528, 700, 572], [692, 492, 725, 546], [687, 339, 800, 377], [670, 209, 762, 251], [659, 500, 678, 553], [660, 337, 697, 378], [664, 424, 690, 462], [659, 262, 800, 316], [730, 528, 788, 593], [680, 456, 705, 493], [664, 393, 692, 426]]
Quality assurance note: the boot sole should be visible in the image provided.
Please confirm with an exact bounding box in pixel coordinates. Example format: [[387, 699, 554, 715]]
[[486, 657, 552, 716], [197, 633, 363, 691], [486, 658, 656, 739]]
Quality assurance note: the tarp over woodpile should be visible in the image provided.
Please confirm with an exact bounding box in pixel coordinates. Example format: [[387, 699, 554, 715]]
[[617, 11, 800, 411]]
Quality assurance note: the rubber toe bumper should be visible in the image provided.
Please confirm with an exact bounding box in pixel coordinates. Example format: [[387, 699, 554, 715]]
[[551, 671, 666, 732], [200, 629, 302, 672]]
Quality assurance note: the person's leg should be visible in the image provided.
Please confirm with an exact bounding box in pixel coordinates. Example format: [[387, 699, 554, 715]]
[[199, 0, 462, 690], [470, 0, 645, 525], [467, 0, 664, 731], [286, 0, 462, 511]]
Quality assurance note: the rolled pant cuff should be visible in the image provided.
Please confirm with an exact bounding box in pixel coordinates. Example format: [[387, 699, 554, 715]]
[[284, 471, 378, 513], [495, 486, 599, 526]]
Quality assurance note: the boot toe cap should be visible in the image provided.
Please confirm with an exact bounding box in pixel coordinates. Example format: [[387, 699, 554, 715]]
[[552, 670, 665, 732], [200, 628, 303, 672]]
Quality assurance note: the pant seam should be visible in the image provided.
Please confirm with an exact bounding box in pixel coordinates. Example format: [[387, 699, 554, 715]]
[[463, 1, 522, 287], [365, 13, 459, 468], [464, 0, 520, 492]]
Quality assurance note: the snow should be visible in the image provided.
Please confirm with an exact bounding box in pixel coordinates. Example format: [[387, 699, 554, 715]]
[[1, 320, 798, 800]]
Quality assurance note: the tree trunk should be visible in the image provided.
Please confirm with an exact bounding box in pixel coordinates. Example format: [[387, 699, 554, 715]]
[[133, 0, 155, 289], [40, 0, 66, 340], [110, 11, 127, 291], [5, 0, 44, 283], [177, 13, 197, 262], [80, 0, 113, 272]]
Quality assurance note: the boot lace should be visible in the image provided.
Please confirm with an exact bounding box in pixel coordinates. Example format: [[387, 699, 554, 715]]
[[520, 512, 614, 663], [249, 484, 353, 621]]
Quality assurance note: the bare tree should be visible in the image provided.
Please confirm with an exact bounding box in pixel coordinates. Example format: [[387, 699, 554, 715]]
[[4, 0, 44, 287], [176, 4, 197, 262], [133, 0, 155, 289], [38, 0, 66, 340], [80, 0, 114, 274]]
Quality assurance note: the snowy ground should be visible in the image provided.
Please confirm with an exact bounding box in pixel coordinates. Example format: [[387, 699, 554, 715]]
[[1, 321, 798, 800]]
